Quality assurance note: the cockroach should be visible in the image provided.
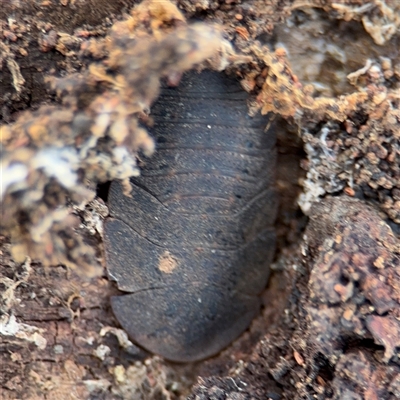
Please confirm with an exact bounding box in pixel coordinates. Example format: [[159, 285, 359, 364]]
[[104, 70, 278, 362]]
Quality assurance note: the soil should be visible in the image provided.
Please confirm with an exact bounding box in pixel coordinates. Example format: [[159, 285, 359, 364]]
[[1, 1, 399, 399]]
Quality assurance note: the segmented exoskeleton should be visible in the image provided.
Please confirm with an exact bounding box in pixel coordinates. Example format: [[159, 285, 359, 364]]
[[104, 70, 278, 362]]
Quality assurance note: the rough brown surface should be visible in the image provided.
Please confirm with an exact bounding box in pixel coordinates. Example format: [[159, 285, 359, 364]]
[[190, 197, 400, 400], [0, 0, 137, 121], [1, 0, 399, 399]]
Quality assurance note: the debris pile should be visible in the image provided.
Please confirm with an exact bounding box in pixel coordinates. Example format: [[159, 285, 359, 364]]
[[298, 59, 400, 221], [0, 0, 226, 273]]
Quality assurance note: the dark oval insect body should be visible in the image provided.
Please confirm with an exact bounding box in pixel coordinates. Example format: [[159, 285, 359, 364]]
[[104, 70, 278, 362]]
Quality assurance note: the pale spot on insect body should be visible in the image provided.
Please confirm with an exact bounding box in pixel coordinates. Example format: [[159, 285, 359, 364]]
[[158, 250, 178, 274]]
